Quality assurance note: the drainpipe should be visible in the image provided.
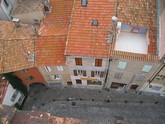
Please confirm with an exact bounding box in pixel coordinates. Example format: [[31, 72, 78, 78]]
[[103, 0, 118, 89], [0, 5, 10, 21], [103, 58, 111, 89]]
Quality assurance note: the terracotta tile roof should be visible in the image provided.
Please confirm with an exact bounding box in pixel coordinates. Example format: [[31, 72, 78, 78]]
[[117, 0, 157, 55], [36, 0, 73, 66], [0, 78, 7, 104], [0, 21, 36, 74], [103, 0, 159, 62], [111, 50, 159, 62], [12, 0, 44, 15], [65, 0, 115, 58], [36, 36, 67, 66]]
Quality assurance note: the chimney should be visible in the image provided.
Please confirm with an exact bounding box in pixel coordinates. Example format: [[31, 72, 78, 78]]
[[12, 18, 20, 27]]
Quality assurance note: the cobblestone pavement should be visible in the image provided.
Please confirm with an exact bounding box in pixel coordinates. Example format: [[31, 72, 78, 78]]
[[23, 84, 165, 124]]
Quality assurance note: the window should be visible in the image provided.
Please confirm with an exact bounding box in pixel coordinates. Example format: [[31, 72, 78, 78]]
[[142, 65, 152, 72], [134, 74, 145, 82], [44, 66, 52, 72], [76, 79, 82, 84], [95, 59, 102, 67], [18, 69, 28, 74], [3, 0, 9, 9], [57, 66, 63, 71], [75, 58, 82, 66], [17, 95, 25, 105], [92, 20, 99, 26], [150, 86, 161, 91], [73, 70, 86, 76], [118, 62, 127, 69], [87, 80, 102, 85], [81, 0, 87, 7], [114, 72, 123, 79], [33, 19, 40, 24], [26, 76, 34, 81], [11, 90, 19, 102], [111, 82, 126, 89], [91, 71, 104, 77], [67, 81, 73, 85], [50, 75, 61, 80], [130, 85, 138, 90]]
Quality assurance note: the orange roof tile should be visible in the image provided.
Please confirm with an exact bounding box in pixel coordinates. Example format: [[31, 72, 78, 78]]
[[36, 36, 66, 66], [108, 0, 159, 62], [65, 0, 115, 58], [117, 0, 157, 55], [0, 21, 36, 74], [36, 0, 73, 66]]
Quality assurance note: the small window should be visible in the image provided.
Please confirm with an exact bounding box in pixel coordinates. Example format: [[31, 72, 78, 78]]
[[81, 0, 87, 7], [91, 71, 94, 77], [73, 70, 86, 76], [3, 0, 9, 9], [75, 58, 82, 66], [114, 72, 123, 79], [87, 80, 102, 85], [150, 86, 161, 91], [142, 65, 152, 73], [92, 20, 99, 26], [57, 66, 63, 71], [134, 74, 145, 82], [26, 76, 34, 81], [95, 59, 102, 67], [91, 71, 104, 77], [50, 75, 61, 80], [76, 79, 82, 84], [33, 19, 40, 24], [130, 85, 138, 90], [18, 69, 28, 74], [67, 81, 73, 85], [73, 70, 78, 76], [10, 90, 19, 102], [118, 62, 127, 69], [45, 66, 52, 72]]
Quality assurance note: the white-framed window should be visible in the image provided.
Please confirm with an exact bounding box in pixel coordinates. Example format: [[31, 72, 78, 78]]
[[142, 65, 152, 73], [3, 0, 9, 9], [91, 71, 104, 78], [150, 86, 161, 91], [50, 75, 61, 80], [73, 70, 86, 76], [44, 66, 52, 72], [118, 61, 127, 69], [57, 66, 63, 71]]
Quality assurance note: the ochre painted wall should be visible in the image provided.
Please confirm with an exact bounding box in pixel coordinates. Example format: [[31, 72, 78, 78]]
[[14, 67, 45, 86]]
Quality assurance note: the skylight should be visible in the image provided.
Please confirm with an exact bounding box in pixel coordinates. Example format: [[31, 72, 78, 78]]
[[81, 0, 87, 7], [92, 20, 98, 26]]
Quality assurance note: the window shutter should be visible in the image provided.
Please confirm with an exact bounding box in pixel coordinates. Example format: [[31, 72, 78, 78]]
[[75, 58, 82, 66], [83, 70, 86, 76], [95, 59, 102, 67], [91, 71, 94, 77], [100, 71, 104, 77], [73, 70, 78, 76]]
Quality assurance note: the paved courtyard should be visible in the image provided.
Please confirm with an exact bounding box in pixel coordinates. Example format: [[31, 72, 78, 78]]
[[23, 84, 165, 124]]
